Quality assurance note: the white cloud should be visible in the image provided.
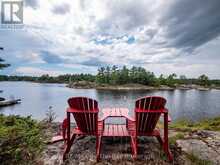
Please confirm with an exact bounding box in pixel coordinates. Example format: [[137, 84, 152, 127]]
[[1, 0, 220, 78], [16, 52, 44, 63], [15, 67, 66, 76]]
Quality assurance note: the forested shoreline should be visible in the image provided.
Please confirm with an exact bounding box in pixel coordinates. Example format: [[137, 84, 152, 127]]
[[1, 66, 220, 87]]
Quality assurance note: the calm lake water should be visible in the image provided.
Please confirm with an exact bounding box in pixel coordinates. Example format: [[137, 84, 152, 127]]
[[0, 81, 220, 122]]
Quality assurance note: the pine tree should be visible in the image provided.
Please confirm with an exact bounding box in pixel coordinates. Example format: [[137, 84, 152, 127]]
[[198, 74, 209, 87], [0, 47, 10, 70]]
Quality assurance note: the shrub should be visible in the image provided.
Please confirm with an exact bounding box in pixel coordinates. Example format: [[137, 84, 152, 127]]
[[0, 115, 45, 165], [169, 133, 185, 145]]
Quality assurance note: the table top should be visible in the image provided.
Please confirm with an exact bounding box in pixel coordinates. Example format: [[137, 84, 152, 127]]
[[100, 107, 134, 121], [100, 108, 132, 137], [102, 124, 130, 137]]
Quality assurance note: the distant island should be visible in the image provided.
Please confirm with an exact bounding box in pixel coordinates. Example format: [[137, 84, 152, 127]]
[[1, 66, 220, 90], [67, 81, 216, 91]]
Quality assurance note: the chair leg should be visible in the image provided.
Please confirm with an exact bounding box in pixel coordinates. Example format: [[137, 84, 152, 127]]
[[62, 118, 68, 141], [130, 136, 137, 159], [156, 134, 173, 162], [166, 149, 173, 162], [163, 113, 173, 162], [163, 136, 173, 162], [96, 136, 102, 161], [63, 134, 76, 161]]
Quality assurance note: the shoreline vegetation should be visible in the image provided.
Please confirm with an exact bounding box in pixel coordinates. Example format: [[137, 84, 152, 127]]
[[1, 114, 220, 164], [67, 81, 219, 91], [1, 66, 220, 91]]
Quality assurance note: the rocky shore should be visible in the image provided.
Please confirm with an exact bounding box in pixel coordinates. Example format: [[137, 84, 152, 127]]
[[67, 81, 218, 91], [41, 122, 220, 165]]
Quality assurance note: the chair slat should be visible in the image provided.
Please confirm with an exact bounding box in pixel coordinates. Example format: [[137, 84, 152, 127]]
[[119, 125, 124, 136], [109, 125, 113, 135], [135, 96, 166, 133], [121, 124, 125, 136], [68, 97, 98, 134]]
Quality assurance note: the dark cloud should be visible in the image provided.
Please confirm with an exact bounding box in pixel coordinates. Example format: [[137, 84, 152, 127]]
[[52, 3, 70, 15], [97, 1, 151, 35], [25, 0, 39, 9], [160, 0, 220, 51], [144, 29, 157, 39], [136, 28, 158, 44], [40, 51, 63, 64], [81, 57, 108, 67]]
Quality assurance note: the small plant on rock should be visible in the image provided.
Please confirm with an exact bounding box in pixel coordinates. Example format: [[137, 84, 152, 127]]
[[45, 106, 57, 123]]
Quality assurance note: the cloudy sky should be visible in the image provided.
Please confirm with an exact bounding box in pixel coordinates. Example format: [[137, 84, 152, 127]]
[[0, 0, 220, 78]]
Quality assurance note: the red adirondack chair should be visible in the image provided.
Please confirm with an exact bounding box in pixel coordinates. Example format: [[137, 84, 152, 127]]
[[62, 97, 103, 161], [127, 96, 173, 161]]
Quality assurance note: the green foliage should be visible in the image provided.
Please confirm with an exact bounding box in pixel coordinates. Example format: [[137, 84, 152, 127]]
[[45, 106, 57, 123], [169, 119, 194, 131], [96, 67, 106, 84], [170, 117, 220, 131], [0, 73, 96, 83], [169, 133, 185, 145], [166, 73, 177, 87], [198, 74, 210, 87], [0, 115, 45, 165], [193, 117, 220, 131], [95, 65, 157, 86]]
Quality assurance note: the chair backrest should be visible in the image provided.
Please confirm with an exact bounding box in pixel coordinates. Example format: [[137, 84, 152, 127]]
[[68, 97, 98, 133], [135, 96, 166, 134]]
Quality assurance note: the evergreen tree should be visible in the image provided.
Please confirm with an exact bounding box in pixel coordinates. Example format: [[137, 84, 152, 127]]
[[110, 65, 118, 85], [0, 47, 10, 70], [167, 73, 177, 86], [96, 67, 105, 84], [130, 66, 137, 83], [158, 74, 166, 85], [198, 74, 209, 87], [105, 66, 111, 84], [119, 66, 129, 84]]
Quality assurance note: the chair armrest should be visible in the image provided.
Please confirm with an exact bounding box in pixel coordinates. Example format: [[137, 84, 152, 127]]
[[164, 108, 171, 122], [135, 108, 168, 113], [134, 108, 171, 122], [168, 114, 172, 122]]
